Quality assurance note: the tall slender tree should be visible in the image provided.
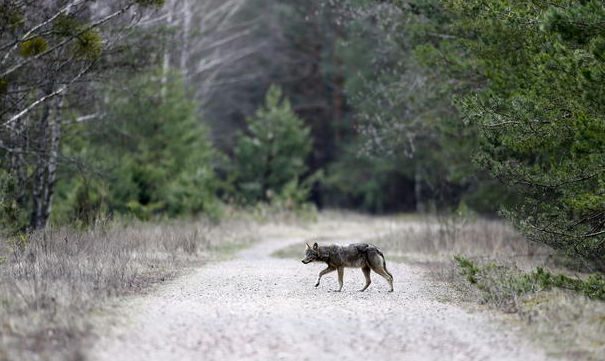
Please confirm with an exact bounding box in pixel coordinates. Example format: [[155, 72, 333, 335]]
[[0, 0, 164, 230]]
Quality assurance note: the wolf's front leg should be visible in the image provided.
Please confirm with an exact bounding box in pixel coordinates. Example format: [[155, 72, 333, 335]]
[[359, 266, 372, 292], [336, 267, 344, 292], [316, 266, 336, 287]]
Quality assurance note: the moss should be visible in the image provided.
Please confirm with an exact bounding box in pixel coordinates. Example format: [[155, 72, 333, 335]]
[[54, 15, 103, 59], [19, 37, 47, 57]]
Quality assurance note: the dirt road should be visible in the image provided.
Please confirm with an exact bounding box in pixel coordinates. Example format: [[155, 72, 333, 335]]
[[89, 220, 552, 361]]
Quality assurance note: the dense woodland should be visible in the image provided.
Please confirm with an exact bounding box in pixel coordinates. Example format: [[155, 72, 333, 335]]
[[1, 0, 605, 268]]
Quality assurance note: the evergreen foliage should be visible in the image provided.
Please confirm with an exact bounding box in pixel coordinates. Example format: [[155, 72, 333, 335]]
[[74, 28, 103, 60], [414, 0, 605, 267], [53, 72, 219, 223], [19, 36, 47, 57], [365, 0, 605, 267], [3, 0, 605, 274], [0, 170, 28, 235], [1, 0, 176, 230], [338, 0, 513, 213], [232, 85, 314, 205], [135, 0, 166, 6], [324, 142, 416, 213]]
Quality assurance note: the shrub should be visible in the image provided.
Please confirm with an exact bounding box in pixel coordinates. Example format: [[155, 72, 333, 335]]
[[454, 256, 605, 302]]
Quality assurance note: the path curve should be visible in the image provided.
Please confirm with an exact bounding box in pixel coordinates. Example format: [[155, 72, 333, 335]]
[[89, 225, 553, 361]]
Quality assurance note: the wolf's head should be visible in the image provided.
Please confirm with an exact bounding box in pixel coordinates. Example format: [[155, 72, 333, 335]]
[[301, 242, 320, 264]]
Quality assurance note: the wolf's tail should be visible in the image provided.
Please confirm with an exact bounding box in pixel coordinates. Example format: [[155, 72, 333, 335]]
[[376, 249, 393, 279]]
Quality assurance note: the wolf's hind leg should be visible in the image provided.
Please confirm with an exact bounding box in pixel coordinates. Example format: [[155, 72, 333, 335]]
[[368, 250, 394, 292], [316, 266, 336, 287], [359, 266, 372, 292], [373, 267, 394, 292]]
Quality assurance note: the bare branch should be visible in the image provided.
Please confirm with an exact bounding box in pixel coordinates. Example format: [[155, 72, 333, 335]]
[[528, 222, 605, 239], [1, 1, 137, 79], [2, 62, 95, 128]]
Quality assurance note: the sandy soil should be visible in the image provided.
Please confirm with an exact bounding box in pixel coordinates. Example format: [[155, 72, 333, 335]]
[[89, 218, 554, 361]]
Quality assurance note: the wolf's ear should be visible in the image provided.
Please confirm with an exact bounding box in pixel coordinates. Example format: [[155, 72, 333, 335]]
[[313, 242, 318, 250], [305, 242, 311, 250]]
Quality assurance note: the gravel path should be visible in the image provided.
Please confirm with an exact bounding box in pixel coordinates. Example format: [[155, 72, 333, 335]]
[[89, 228, 553, 361]]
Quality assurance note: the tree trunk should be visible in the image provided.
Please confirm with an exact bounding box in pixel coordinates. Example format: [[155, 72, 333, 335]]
[[180, 0, 191, 80], [30, 91, 62, 229], [39, 97, 62, 227], [161, 0, 176, 99], [414, 161, 424, 213], [332, 54, 344, 145], [7, 115, 28, 208], [6, 81, 30, 210], [31, 95, 52, 228]]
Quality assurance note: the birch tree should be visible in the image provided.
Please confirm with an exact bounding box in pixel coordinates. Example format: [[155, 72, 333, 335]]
[[157, 0, 257, 105], [0, 0, 164, 230]]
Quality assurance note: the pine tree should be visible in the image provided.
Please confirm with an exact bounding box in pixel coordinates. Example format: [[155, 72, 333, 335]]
[[54, 71, 219, 222], [417, 0, 605, 268], [232, 85, 313, 204]]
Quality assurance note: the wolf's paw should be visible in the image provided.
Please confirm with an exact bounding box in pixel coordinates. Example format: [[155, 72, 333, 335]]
[[314, 283, 319, 287]]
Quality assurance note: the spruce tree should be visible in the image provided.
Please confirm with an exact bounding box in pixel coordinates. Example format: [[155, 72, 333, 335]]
[[412, 0, 605, 268], [233, 85, 313, 204]]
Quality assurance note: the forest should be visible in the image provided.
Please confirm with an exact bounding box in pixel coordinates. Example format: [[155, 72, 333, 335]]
[[2, 1, 605, 360], [2, 0, 604, 268]]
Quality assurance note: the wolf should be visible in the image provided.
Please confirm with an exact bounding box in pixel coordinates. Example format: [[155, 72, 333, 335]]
[[301, 242, 394, 292]]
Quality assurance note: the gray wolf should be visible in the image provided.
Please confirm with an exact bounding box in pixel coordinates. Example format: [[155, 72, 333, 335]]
[[301, 242, 394, 292]]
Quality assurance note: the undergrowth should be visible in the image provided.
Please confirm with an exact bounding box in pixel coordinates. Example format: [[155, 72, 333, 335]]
[[454, 256, 605, 302], [0, 217, 257, 361], [449, 255, 605, 359], [375, 214, 605, 360]]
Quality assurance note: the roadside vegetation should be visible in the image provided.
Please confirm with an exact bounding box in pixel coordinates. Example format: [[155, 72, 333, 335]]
[[367, 213, 605, 360], [449, 255, 605, 360], [2, 0, 605, 360], [0, 213, 260, 361]]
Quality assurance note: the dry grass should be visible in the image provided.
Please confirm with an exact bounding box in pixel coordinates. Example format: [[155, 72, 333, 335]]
[[0, 216, 257, 361], [6, 210, 602, 360], [518, 291, 605, 359], [368, 213, 605, 360], [370, 215, 546, 265], [269, 210, 414, 260], [442, 259, 605, 360], [270, 214, 537, 262], [271, 236, 334, 259]]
